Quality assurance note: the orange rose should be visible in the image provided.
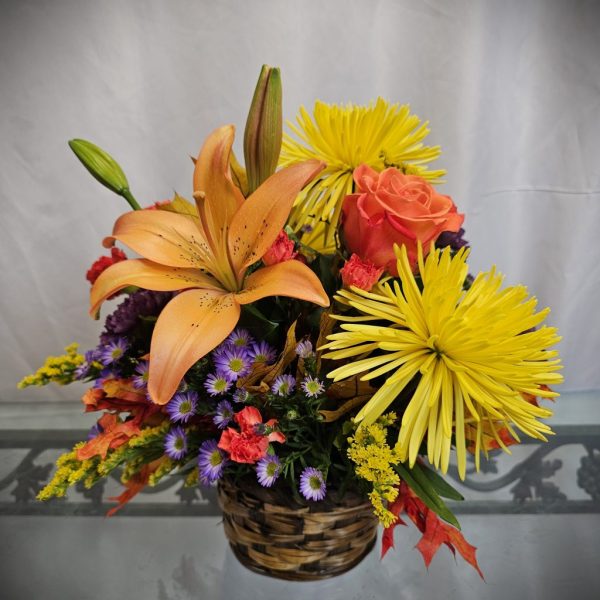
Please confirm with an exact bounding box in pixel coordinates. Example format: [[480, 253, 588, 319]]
[[341, 165, 464, 274]]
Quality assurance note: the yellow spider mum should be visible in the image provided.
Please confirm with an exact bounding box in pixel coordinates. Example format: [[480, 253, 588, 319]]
[[280, 98, 445, 253], [322, 244, 563, 479]]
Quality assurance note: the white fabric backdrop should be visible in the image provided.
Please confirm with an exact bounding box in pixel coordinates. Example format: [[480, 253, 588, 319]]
[[2, 0, 599, 402]]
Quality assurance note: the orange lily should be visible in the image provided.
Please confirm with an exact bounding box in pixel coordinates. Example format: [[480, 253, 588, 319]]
[[91, 125, 329, 405]]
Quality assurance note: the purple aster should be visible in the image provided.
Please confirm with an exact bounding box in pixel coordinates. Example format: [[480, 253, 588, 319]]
[[213, 400, 234, 429], [213, 346, 251, 381], [249, 341, 277, 365], [166, 390, 198, 423], [299, 467, 326, 501], [271, 374, 296, 396], [301, 375, 325, 398], [295, 340, 314, 359], [164, 426, 188, 460], [99, 337, 129, 366], [204, 373, 232, 396], [93, 367, 116, 388], [226, 328, 255, 349], [87, 421, 104, 440], [132, 360, 150, 389], [198, 439, 228, 485], [74, 363, 89, 380], [256, 455, 281, 488], [232, 388, 250, 404], [84, 348, 103, 364]]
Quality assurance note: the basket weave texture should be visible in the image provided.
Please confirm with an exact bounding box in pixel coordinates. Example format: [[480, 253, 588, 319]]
[[218, 476, 378, 581]]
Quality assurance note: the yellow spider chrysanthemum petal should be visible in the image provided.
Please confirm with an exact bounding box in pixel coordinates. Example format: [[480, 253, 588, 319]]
[[280, 98, 445, 253], [322, 244, 563, 479]]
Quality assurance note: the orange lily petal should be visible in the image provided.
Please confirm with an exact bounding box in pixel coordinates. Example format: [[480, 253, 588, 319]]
[[90, 259, 222, 316], [147, 289, 241, 404], [228, 160, 325, 278], [193, 125, 244, 251], [235, 260, 330, 307], [103, 210, 212, 270]]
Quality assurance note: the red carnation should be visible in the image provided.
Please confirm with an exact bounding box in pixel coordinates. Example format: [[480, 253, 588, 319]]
[[86, 247, 127, 285], [340, 253, 384, 291], [262, 230, 297, 266]]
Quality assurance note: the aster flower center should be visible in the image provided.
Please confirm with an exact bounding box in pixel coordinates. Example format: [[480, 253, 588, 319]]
[[174, 437, 185, 450], [309, 475, 322, 490], [229, 358, 244, 373], [266, 461, 278, 477], [209, 451, 223, 467], [179, 401, 193, 415]]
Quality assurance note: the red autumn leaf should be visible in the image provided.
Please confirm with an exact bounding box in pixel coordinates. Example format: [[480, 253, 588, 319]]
[[381, 482, 484, 579], [76, 413, 141, 460], [381, 494, 407, 558], [106, 460, 162, 517]]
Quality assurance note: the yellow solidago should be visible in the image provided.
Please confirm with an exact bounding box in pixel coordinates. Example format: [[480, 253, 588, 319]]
[[348, 414, 401, 526], [18, 343, 84, 388], [280, 98, 445, 252], [37, 442, 90, 501], [323, 244, 563, 479]]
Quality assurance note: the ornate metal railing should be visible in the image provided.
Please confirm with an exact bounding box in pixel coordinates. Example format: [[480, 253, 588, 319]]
[[1, 424, 599, 516]]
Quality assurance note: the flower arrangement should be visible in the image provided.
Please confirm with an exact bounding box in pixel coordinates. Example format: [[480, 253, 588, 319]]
[[20, 66, 563, 579]]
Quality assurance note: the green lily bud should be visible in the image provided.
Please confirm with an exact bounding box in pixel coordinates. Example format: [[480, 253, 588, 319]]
[[68, 139, 141, 210], [243, 65, 282, 194]]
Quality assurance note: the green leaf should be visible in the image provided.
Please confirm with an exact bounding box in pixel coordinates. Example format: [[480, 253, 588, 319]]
[[395, 462, 461, 530], [419, 463, 464, 501]]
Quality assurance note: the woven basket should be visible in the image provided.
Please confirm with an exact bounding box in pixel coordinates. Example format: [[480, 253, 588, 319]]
[[217, 476, 378, 581]]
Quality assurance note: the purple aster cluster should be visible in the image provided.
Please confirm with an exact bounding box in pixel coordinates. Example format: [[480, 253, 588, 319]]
[[295, 339, 314, 359], [164, 426, 187, 460], [271, 374, 296, 397], [301, 375, 325, 398], [248, 341, 277, 365], [99, 337, 129, 366], [213, 400, 234, 429], [256, 455, 281, 488], [166, 390, 198, 423], [436, 228, 469, 251], [198, 439, 228, 485], [213, 345, 252, 381], [101, 290, 173, 342], [132, 360, 150, 389], [299, 467, 327, 501]]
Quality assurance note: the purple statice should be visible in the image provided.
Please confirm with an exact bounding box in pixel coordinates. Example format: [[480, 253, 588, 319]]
[[166, 390, 198, 423], [232, 388, 250, 404], [436, 228, 469, 251], [132, 360, 150, 389], [295, 339, 314, 359], [213, 346, 251, 381], [301, 375, 325, 398], [102, 290, 173, 342], [87, 421, 104, 440], [226, 328, 255, 349], [198, 439, 228, 485], [256, 455, 281, 488], [249, 341, 277, 365], [164, 426, 188, 460], [213, 400, 234, 429], [204, 373, 232, 396], [99, 337, 129, 366], [299, 467, 327, 501], [271, 374, 296, 397]]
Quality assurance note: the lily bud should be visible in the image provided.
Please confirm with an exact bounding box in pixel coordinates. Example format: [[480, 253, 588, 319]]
[[243, 65, 282, 194], [68, 139, 141, 210]]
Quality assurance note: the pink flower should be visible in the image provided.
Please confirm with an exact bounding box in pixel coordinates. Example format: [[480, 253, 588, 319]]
[[340, 254, 384, 291], [341, 165, 464, 274], [262, 230, 297, 266]]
